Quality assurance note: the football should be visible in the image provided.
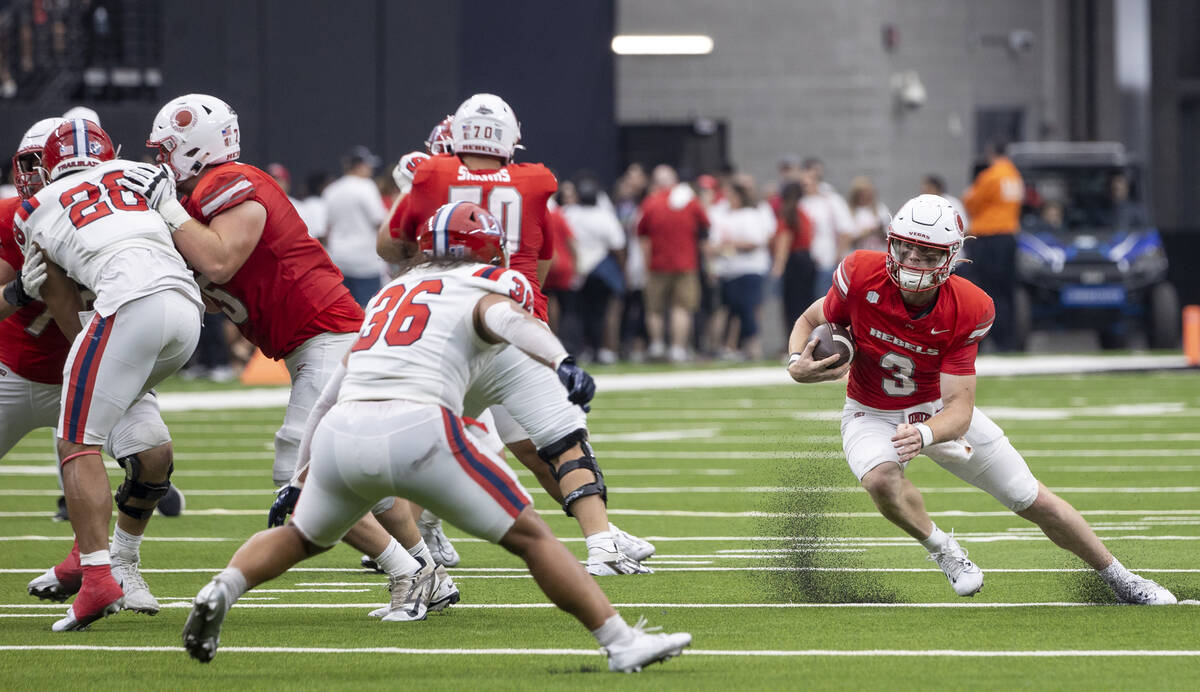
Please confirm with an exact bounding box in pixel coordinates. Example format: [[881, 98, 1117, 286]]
[[810, 323, 855, 368]]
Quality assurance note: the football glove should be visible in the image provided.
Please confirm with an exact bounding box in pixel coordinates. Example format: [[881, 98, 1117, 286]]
[[555, 356, 595, 412], [19, 247, 47, 301], [267, 485, 302, 528], [119, 163, 192, 230], [392, 151, 430, 194]]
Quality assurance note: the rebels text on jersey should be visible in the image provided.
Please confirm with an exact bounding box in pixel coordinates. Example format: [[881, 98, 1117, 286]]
[[823, 251, 994, 410], [339, 262, 535, 412], [183, 162, 364, 359], [0, 196, 72, 384], [387, 155, 556, 320]]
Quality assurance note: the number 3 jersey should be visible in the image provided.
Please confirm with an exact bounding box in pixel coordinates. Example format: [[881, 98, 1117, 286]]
[[14, 160, 202, 318], [823, 250, 994, 410], [387, 155, 557, 320], [339, 262, 536, 414]]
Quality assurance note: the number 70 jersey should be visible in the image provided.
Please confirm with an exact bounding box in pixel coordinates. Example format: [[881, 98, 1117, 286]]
[[338, 262, 536, 415], [15, 159, 201, 317]]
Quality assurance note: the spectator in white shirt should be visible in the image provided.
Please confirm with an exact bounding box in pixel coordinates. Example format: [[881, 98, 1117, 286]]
[[562, 175, 627, 364], [799, 162, 855, 297], [299, 172, 332, 242], [847, 175, 891, 253], [706, 174, 775, 360], [323, 146, 387, 306]]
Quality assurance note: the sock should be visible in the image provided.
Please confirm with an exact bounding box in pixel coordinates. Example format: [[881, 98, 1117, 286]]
[[111, 526, 142, 561], [1098, 559, 1130, 586], [79, 549, 111, 567], [586, 530, 618, 558], [591, 614, 633, 647], [919, 524, 949, 553], [374, 538, 421, 578], [407, 539, 434, 570], [216, 567, 249, 609]]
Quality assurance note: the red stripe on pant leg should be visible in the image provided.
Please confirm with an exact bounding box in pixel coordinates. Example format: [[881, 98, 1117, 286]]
[[455, 416, 530, 509], [61, 316, 101, 442], [71, 314, 116, 443], [440, 409, 522, 518]]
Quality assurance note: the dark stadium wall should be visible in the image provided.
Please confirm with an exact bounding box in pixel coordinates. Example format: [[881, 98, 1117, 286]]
[[0, 1, 615, 193]]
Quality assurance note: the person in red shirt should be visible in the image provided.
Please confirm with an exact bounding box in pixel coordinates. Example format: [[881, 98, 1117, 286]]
[[126, 94, 447, 610], [784, 194, 1175, 605], [769, 181, 815, 335], [378, 95, 654, 574], [636, 165, 709, 362], [1, 117, 186, 622]]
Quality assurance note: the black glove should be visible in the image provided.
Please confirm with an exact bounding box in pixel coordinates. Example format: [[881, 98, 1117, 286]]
[[555, 356, 595, 412], [268, 485, 302, 527]]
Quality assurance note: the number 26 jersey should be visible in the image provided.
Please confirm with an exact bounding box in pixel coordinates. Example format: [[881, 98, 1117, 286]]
[[822, 251, 994, 410]]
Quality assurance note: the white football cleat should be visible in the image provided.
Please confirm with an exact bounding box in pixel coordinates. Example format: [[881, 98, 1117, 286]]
[[369, 560, 436, 622], [27, 567, 80, 603], [418, 510, 460, 567], [427, 564, 460, 613], [1112, 573, 1177, 605], [605, 617, 691, 672], [111, 558, 160, 615], [610, 523, 655, 562], [928, 534, 984, 597], [183, 578, 232, 662], [587, 551, 653, 576]]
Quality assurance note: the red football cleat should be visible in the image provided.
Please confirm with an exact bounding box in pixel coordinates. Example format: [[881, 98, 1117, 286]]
[[51, 565, 124, 631]]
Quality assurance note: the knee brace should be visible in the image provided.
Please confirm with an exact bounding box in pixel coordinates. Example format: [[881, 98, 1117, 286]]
[[114, 454, 173, 520], [539, 430, 606, 517]]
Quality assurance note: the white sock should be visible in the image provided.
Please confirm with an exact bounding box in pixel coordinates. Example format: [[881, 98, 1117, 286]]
[[80, 549, 110, 567], [585, 530, 617, 557], [591, 614, 633, 647], [1098, 559, 1130, 586], [374, 538, 421, 578], [216, 567, 248, 609], [919, 524, 949, 553], [111, 526, 142, 561], [407, 539, 434, 569]]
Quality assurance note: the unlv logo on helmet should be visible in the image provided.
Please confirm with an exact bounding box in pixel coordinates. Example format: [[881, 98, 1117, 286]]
[[475, 105, 494, 115], [171, 107, 197, 131]]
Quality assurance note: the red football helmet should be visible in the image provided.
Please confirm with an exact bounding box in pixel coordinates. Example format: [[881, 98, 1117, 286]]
[[424, 115, 454, 155], [40, 119, 116, 182], [418, 201, 507, 266]]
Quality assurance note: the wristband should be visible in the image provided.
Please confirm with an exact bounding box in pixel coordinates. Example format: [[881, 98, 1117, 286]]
[[159, 198, 194, 231], [787, 352, 804, 366], [914, 422, 934, 448]]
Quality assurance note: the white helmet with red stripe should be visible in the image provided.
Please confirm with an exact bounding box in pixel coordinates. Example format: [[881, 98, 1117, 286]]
[[146, 93, 240, 182], [12, 117, 67, 199], [886, 194, 966, 292], [451, 94, 522, 161]]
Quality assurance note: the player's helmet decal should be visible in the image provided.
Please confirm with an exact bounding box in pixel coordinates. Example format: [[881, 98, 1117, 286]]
[[418, 201, 508, 267]]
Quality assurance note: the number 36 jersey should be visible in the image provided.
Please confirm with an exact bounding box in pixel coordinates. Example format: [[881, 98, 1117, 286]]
[[14, 160, 202, 317], [823, 251, 994, 410], [339, 262, 535, 414]]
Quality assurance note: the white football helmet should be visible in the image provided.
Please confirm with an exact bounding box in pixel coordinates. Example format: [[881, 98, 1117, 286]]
[[451, 93, 522, 161], [12, 117, 67, 199], [886, 194, 966, 292], [146, 94, 240, 182], [62, 106, 100, 126]]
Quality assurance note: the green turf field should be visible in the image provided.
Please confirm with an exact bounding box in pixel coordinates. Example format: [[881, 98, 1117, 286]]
[[2, 370, 1198, 690]]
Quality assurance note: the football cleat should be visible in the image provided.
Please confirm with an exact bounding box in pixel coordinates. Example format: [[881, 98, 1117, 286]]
[[111, 558, 160, 615], [29, 541, 82, 602], [427, 564, 460, 613], [1111, 573, 1177, 605], [368, 559, 436, 622], [587, 551, 653, 576], [928, 534, 984, 597], [183, 579, 233, 662], [360, 554, 384, 574], [604, 617, 691, 673], [418, 509, 460, 567], [51, 575, 124, 632], [610, 523, 655, 562]]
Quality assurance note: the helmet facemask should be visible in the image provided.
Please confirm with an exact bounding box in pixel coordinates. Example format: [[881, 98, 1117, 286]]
[[886, 237, 956, 293]]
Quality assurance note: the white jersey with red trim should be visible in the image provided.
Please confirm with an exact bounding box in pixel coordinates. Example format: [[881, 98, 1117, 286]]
[[14, 160, 202, 317], [338, 261, 535, 412]]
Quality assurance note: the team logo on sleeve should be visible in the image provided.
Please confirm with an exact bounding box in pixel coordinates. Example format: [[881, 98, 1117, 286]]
[[867, 291, 879, 304]]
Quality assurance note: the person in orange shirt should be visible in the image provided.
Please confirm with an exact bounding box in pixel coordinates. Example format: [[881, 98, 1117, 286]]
[[963, 139, 1024, 352]]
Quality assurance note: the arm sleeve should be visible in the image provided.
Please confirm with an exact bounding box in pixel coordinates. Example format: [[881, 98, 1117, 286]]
[[481, 300, 568, 367]]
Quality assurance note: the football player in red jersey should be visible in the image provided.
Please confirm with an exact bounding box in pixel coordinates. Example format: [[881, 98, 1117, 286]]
[[786, 194, 1175, 604], [379, 96, 655, 574], [1, 117, 188, 623], [124, 94, 448, 609]]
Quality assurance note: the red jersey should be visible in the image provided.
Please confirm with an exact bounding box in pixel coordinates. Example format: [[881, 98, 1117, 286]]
[[0, 196, 74, 384], [636, 188, 709, 272], [823, 251, 994, 410], [388, 155, 557, 320], [183, 162, 363, 359]]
